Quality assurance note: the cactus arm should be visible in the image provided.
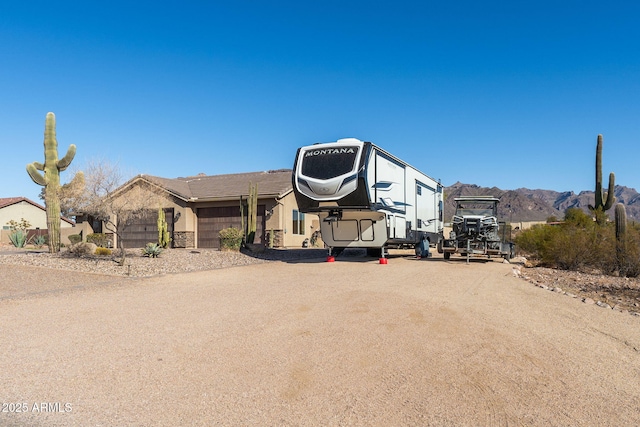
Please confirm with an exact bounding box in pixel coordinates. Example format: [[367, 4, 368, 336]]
[[26, 163, 47, 186], [603, 172, 616, 211], [57, 144, 77, 171]]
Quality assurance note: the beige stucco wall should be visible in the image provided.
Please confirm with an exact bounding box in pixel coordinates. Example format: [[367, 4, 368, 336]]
[[0, 201, 73, 230], [279, 192, 319, 248]]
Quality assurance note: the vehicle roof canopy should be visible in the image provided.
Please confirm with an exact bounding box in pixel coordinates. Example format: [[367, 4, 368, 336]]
[[453, 196, 500, 203]]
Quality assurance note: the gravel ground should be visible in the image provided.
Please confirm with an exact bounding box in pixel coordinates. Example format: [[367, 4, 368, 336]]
[[1, 246, 639, 426], [2, 244, 639, 314], [0, 244, 327, 277]]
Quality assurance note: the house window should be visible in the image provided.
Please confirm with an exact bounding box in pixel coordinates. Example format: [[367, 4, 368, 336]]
[[293, 210, 305, 235]]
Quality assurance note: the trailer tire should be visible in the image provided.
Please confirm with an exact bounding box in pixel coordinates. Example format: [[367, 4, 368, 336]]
[[444, 252, 451, 260]]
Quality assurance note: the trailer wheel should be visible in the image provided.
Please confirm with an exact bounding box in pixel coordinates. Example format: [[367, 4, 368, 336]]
[[444, 252, 451, 260]]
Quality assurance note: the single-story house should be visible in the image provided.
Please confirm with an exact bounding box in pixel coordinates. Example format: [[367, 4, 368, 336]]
[[93, 169, 320, 249], [0, 197, 76, 244]]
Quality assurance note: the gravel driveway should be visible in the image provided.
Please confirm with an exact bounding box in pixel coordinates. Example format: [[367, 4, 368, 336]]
[[1, 249, 639, 426]]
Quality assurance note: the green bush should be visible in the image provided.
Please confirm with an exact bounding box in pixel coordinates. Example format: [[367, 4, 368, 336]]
[[515, 208, 640, 277], [87, 233, 109, 247], [219, 227, 243, 251], [68, 234, 82, 245], [95, 247, 112, 256]]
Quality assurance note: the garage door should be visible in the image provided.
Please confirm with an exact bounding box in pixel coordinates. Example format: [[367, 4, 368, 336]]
[[120, 209, 174, 249], [197, 205, 265, 248]]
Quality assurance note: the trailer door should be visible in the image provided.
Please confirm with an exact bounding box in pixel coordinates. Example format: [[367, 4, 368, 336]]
[[415, 180, 437, 232]]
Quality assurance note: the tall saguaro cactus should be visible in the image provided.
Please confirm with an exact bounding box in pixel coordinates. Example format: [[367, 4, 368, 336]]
[[588, 134, 616, 225], [157, 207, 171, 249], [615, 203, 627, 273], [26, 112, 77, 253], [247, 182, 258, 244]]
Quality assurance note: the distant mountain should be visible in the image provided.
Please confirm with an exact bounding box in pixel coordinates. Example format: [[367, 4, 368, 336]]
[[443, 183, 640, 223]]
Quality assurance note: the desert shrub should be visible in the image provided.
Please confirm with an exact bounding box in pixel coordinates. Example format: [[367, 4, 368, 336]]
[[87, 233, 109, 247], [8, 230, 28, 248], [6, 218, 31, 248], [219, 227, 243, 251], [142, 242, 163, 258], [516, 208, 640, 276], [611, 222, 640, 277], [564, 207, 593, 228], [68, 234, 82, 245], [95, 247, 112, 256], [515, 223, 560, 263], [32, 234, 46, 249], [548, 225, 600, 270]]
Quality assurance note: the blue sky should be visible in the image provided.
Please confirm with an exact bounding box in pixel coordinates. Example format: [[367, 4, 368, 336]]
[[2, 1, 639, 204]]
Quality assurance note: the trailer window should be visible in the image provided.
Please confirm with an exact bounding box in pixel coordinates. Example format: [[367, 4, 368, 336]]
[[301, 146, 359, 180]]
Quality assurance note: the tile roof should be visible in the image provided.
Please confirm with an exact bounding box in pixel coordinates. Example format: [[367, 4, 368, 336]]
[[0, 197, 75, 225], [0, 197, 45, 210], [140, 169, 294, 201]]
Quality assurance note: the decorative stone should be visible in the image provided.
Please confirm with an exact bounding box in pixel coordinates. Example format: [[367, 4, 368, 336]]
[[596, 301, 612, 309]]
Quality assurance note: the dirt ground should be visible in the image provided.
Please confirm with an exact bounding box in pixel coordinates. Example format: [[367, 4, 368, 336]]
[[1, 253, 639, 426]]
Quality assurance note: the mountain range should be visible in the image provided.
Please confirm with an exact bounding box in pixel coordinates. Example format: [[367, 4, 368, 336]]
[[443, 182, 640, 223]]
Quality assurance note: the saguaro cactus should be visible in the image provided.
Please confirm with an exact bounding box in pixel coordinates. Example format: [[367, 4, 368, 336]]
[[26, 112, 77, 253], [588, 134, 616, 225], [247, 182, 258, 244], [157, 207, 171, 248], [615, 203, 627, 273]]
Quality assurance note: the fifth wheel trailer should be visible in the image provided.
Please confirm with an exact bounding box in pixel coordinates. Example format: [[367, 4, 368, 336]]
[[292, 138, 443, 257]]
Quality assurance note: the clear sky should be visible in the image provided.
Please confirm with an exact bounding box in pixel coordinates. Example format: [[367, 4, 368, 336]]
[[2, 1, 639, 204]]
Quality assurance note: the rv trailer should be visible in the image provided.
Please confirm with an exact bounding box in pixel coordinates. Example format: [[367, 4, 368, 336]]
[[292, 138, 443, 258]]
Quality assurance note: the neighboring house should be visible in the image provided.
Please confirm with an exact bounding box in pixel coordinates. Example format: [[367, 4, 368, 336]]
[[94, 169, 320, 249], [0, 197, 75, 244]]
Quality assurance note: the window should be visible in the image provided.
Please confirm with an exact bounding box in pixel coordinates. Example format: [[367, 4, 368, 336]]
[[301, 146, 359, 179], [292, 210, 305, 235]]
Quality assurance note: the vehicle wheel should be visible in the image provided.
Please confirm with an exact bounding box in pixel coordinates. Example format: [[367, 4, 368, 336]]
[[437, 239, 443, 254], [414, 243, 422, 258], [444, 252, 451, 260]]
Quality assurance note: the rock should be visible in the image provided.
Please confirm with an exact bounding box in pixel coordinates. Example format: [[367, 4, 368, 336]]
[[509, 256, 527, 265], [553, 287, 563, 293], [596, 301, 612, 309], [69, 242, 98, 256], [583, 298, 595, 305]]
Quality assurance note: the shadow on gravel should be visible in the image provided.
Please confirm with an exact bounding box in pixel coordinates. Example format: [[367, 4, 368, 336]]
[[241, 247, 440, 264]]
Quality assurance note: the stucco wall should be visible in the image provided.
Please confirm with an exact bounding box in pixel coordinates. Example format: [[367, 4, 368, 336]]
[[280, 192, 319, 248], [0, 201, 73, 230]]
